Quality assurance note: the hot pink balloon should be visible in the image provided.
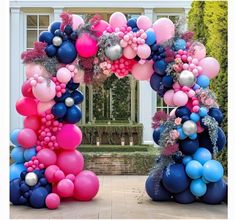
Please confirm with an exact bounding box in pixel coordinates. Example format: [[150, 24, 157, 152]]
[[109, 12, 127, 29], [137, 15, 152, 30], [57, 150, 84, 175], [186, 100, 193, 111], [173, 91, 188, 106], [57, 179, 74, 198], [163, 89, 175, 106], [46, 193, 60, 209], [23, 115, 41, 132], [37, 100, 55, 114], [197, 122, 205, 133], [189, 42, 206, 61], [72, 14, 84, 30], [17, 128, 37, 148], [56, 67, 72, 83], [92, 20, 109, 37], [25, 64, 50, 79], [153, 18, 175, 44], [123, 46, 137, 59], [37, 149, 57, 167], [16, 97, 38, 116], [132, 61, 154, 81], [199, 57, 220, 79], [45, 165, 60, 183], [137, 44, 151, 59], [54, 170, 65, 182], [56, 124, 82, 150], [73, 170, 99, 201], [21, 80, 34, 98]]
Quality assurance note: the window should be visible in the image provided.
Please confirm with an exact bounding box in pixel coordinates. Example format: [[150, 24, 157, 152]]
[[26, 14, 50, 49]]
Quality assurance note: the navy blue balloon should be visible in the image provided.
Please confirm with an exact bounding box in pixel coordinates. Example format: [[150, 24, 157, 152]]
[[70, 31, 78, 40], [51, 103, 67, 118], [39, 31, 54, 44], [153, 126, 164, 144], [29, 187, 48, 208], [181, 115, 190, 123], [132, 27, 139, 32], [64, 25, 73, 35], [45, 44, 57, 57], [67, 80, 80, 90], [162, 164, 190, 194], [20, 183, 30, 193], [49, 21, 61, 34], [10, 178, 21, 205], [208, 108, 223, 125], [174, 189, 196, 204], [200, 179, 227, 204], [145, 175, 171, 201], [180, 138, 199, 155], [54, 91, 70, 102], [127, 18, 137, 28], [71, 90, 84, 104], [65, 106, 82, 123], [175, 106, 191, 118], [162, 75, 173, 88], [151, 43, 159, 52], [150, 73, 162, 92], [54, 29, 64, 37], [57, 41, 77, 64], [154, 60, 167, 76]]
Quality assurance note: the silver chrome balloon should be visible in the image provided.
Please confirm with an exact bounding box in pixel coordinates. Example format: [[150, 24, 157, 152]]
[[52, 36, 63, 47], [182, 120, 197, 136], [65, 97, 75, 107], [25, 172, 38, 186], [178, 70, 196, 87], [104, 44, 122, 61]]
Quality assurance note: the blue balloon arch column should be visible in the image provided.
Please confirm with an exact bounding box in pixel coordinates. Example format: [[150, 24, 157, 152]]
[[10, 12, 227, 210]]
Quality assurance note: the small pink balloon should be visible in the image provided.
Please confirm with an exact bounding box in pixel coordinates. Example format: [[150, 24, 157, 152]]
[[37, 100, 55, 114], [46, 193, 60, 209], [123, 46, 137, 59], [137, 44, 151, 59], [21, 80, 34, 98], [92, 20, 109, 37], [109, 12, 127, 29], [199, 57, 220, 79], [45, 165, 60, 183], [37, 148, 57, 168], [72, 14, 84, 30], [137, 15, 152, 30], [173, 91, 188, 106], [132, 61, 154, 81], [56, 67, 72, 83], [66, 174, 75, 182], [25, 64, 49, 79], [17, 128, 37, 149], [57, 179, 74, 198], [163, 90, 175, 106], [54, 170, 65, 182]]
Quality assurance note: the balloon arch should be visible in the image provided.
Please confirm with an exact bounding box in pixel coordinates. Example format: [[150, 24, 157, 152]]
[[10, 12, 227, 209]]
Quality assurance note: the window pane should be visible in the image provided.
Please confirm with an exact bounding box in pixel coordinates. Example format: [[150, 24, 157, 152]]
[[27, 30, 37, 48], [39, 15, 49, 28], [27, 15, 37, 28], [169, 15, 179, 23]]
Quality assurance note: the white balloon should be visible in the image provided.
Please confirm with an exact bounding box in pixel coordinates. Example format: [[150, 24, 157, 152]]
[[25, 172, 38, 186]]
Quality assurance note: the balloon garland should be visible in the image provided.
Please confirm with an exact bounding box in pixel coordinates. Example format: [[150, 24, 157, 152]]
[[10, 11, 227, 209]]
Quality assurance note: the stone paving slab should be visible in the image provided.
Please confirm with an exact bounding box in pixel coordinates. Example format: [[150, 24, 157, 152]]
[[10, 176, 227, 219]]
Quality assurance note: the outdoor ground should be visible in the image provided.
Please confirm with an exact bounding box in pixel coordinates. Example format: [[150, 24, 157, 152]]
[[10, 176, 227, 219]]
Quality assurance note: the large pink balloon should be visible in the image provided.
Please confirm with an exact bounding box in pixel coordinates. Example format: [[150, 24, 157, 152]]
[[173, 91, 188, 106], [73, 170, 99, 201], [189, 42, 206, 61], [72, 14, 84, 30], [137, 44, 151, 59], [57, 179, 74, 198], [131, 61, 154, 80], [37, 149, 57, 167], [37, 100, 55, 114], [25, 64, 50, 79], [16, 97, 38, 116], [92, 20, 109, 37], [23, 115, 41, 132], [17, 128, 37, 148], [21, 80, 34, 98], [56, 67, 72, 83], [57, 150, 84, 175], [109, 12, 127, 29], [137, 15, 152, 30], [46, 193, 60, 209], [123, 46, 137, 59], [56, 124, 82, 150], [45, 165, 60, 183], [163, 89, 175, 106], [153, 18, 175, 44], [199, 57, 220, 79]]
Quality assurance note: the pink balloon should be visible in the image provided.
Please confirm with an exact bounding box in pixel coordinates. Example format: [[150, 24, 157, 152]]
[[56, 124, 82, 150], [189, 42, 206, 60], [57, 150, 84, 175], [169, 108, 177, 118], [72, 14, 84, 30], [45, 165, 60, 183], [109, 12, 127, 29], [36, 149, 57, 167], [185, 100, 193, 111], [54, 170, 65, 182], [199, 57, 220, 79], [153, 18, 175, 44], [25, 64, 49, 79], [17, 128, 37, 148], [137, 44, 151, 59], [57, 179, 74, 198], [56, 67, 72, 83], [137, 15, 152, 30], [76, 33, 98, 58], [16, 97, 38, 117], [173, 91, 188, 106], [37, 100, 55, 114], [132, 61, 154, 80], [46, 193, 60, 209], [123, 46, 137, 59], [23, 115, 41, 132], [92, 20, 109, 37], [73, 170, 99, 201], [73, 69, 84, 83], [21, 80, 34, 98], [163, 90, 175, 106], [32, 79, 56, 102]]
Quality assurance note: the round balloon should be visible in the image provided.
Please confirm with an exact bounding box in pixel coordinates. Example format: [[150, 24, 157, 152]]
[[190, 179, 207, 197], [17, 128, 37, 149], [174, 189, 196, 204], [132, 61, 154, 81], [193, 147, 212, 165], [202, 160, 224, 182], [57, 41, 77, 64], [109, 12, 127, 29], [199, 57, 220, 79], [186, 160, 203, 179], [16, 97, 38, 116]]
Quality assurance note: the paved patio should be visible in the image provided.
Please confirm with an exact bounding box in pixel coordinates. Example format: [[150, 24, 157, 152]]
[[10, 176, 227, 219]]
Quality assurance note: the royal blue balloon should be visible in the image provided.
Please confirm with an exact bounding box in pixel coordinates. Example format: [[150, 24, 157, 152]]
[[65, 105, 82, 123], [174, 39, 186, 51], [154, 60, 167, 76], [145, 175, 172, 201], [54, 91, 70, 102], [10, 163, 26, 181], [190, 179, 207, 197], [49, 21, 61, 34], [24, 147, 37, 161], [182, 156, 192, 165], [200, 179, 227, 204], [145, 29, 156, 46], [127, 18, 137, 28], [186, 160, 203, 179], [175, 106, 191, 118], [174, 189, 196, 204], [208, 108, 223, 125], [162, 75, 173, 88], [150, 73, 162, 92], [11, 147, 25, 163], [51, 103, 67, 118], [162, 164, 190, 194], [153, 126, 164, 144], [202, 160, 224, 182], [67, 80, 80, 90], [45, 44, 57, 57], [199, 107, 208, 117], [57, 41, 77, 64], [197, 75, 210, 88], [39, 31, 54, 44], [29, 187, 49, 208], [10, 129, 21, 146], [71, 90, 84, 104], [193, 147, 212, 165], [180, 138, 199, 155], [190, 113, 200, 122], [10, 178, 21, 205]]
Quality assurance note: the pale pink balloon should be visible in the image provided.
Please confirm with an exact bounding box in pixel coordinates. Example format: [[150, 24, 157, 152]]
[[173, 91, 188, 106], [57, 179, 74, 198], [109, 12, 127, 29], [56, 67, 72, 83], [37, 148, 57, 167], [153, 18, 175, 44], [189, 42, 206, 61], [199, 57, 220, 79], [92, 20, 110, 37], [72, 14, 84, 30], [137, 15, 152, 30], [25, 63, 49, 79], [123, 46, 137, 59], [170, 108, 177, 118], [73, 69, 84, 83], [163, 89, 175, 106], [37, 100, 55, 114], [46, 193, 60, 209], [137, 44, 151, 59], [45, 165, 60, 183], [132, 61, 154, 81]]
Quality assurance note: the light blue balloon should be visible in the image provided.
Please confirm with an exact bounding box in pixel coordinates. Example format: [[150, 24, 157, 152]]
[[10, 163, 26, 181], [197, 75, 210, 88], [193, 147, 212, 165], [183, 156, 192, 165], [189, 133, 197, 140], [190, 179, 207, 197], [190, 113, 200, 122], [145, 29, 156, 46], [24, 147, 37, 161], [11, 147, 25, 163], [201, 176, 209, 184], [177, 128, 187, 140], [203, 160, 224, 182], [199, 107, 208, 117], [174, 39, 186, 51], [186, 160, 203, 179], [10, 129, 21, 146]]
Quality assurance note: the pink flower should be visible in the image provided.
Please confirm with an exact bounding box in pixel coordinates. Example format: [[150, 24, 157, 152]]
[[205, 98, 213, 106], [169, 129, 179, 140], [162, 143, 179, 156], [174, 117, 182, 125]]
